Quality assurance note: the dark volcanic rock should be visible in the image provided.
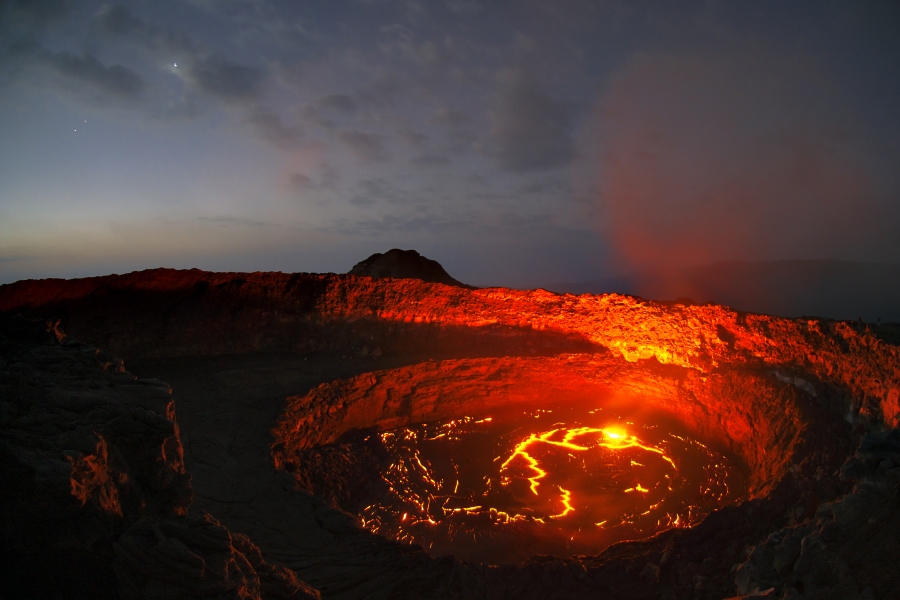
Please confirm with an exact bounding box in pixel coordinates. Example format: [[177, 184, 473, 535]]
[[2, 269, 900, 599], [114, 512, 318, 600], [0, 316, 319, 600], [733, 429, 900, 599], [348, 249, 470, 288]]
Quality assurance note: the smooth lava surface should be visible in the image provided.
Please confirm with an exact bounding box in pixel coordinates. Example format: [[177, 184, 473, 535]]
[[360, 402, 748, 564]]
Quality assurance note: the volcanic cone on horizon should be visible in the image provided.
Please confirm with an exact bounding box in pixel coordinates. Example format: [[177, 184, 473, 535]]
[[348, 249, 471, 288]]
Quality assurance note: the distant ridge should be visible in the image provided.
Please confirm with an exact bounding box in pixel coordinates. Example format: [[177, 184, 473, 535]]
[[550, 260, 900, 322], [348, 249, 471, 288]]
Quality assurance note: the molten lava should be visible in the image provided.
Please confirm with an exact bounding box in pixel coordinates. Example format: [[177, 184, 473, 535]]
[[359, 402, 746, 563], [500, 426, 677, 497]]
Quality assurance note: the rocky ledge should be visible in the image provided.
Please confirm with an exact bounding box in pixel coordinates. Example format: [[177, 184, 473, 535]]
[[0, 316, 319, 600], [347, 249, 471, 288]]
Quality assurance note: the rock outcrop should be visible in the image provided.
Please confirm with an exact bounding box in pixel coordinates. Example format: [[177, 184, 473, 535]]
[[731, 428, 900, 599], [348, 249, 470, 288], [0, 316, 319, 600], [114, 512, 318, 600]]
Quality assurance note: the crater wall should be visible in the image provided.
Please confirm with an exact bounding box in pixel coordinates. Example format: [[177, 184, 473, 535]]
[[273, 355, 825, 499], [2, 269, 897, 426]]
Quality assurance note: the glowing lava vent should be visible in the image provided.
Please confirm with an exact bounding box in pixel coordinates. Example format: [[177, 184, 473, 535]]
[[360, 403, 745, 563], [270, 355, 812, 566]]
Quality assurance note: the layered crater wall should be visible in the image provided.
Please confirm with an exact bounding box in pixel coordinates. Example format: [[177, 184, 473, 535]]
[[2, 268, 898, 426], [274, 355, 814, 500]]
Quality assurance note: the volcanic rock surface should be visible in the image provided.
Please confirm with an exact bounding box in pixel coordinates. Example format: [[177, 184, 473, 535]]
[[348, 249, 470, 288], [2, 265, 899, 599], [0, 316, 320, 600]]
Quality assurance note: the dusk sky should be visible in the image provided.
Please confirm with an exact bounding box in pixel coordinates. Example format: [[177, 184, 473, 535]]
[[1, 0, 899, 288]]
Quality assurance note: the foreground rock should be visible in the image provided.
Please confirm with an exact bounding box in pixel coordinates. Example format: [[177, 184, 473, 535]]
[[731, 428, 900, 599], [0, 316, 319, 600]]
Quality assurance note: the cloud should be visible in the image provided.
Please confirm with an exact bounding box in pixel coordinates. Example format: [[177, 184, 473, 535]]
[[489, 74, 575, 171], [91, 4, 142, 36], [399, 129, 428, 148], [322, 212, 470, 236], [187, 55, 264, 102], [290, 173, 313, 188], [197, 215, 271, 228], [6, 40, 144, 100], [338, 130, 389, 162], [160, 95, 204, 120], [301, 93, 359, 130], [433, 107, 469, 127], [89, 5, 196, 58], [319, 93, 357, 114], [526, 0, 631, 32], [410, 152, 450, 167], [445, 0, 482, 15], [349, 178, 408, 206], [517, 176, 569, 195], [596, 49, 896, 270], [49, 51, 144, 98], [90, 6, 261, 104], [246, 108, 303, 148], [431, 107, 477, 152], [354, 72, 405, 107], [0, 0, 70, 32], [288, 159, 339, 192]]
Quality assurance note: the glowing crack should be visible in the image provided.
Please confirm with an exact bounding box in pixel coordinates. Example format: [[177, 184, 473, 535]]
[[499, 426, 676, 516]]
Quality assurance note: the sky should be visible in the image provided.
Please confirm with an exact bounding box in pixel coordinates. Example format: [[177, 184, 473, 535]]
[[1, 0, 899, 289]]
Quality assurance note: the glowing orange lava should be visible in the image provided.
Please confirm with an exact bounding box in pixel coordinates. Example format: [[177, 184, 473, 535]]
[[500, 426, 676, 505], [357, 403, 746, 563]]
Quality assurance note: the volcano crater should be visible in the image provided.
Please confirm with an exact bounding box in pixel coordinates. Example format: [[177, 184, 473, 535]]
[[2, 267, 899, 599], [273, 354, 847, 566]]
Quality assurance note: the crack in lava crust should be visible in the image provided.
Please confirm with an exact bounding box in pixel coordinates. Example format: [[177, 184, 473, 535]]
[[359, 404, 746, 564]]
